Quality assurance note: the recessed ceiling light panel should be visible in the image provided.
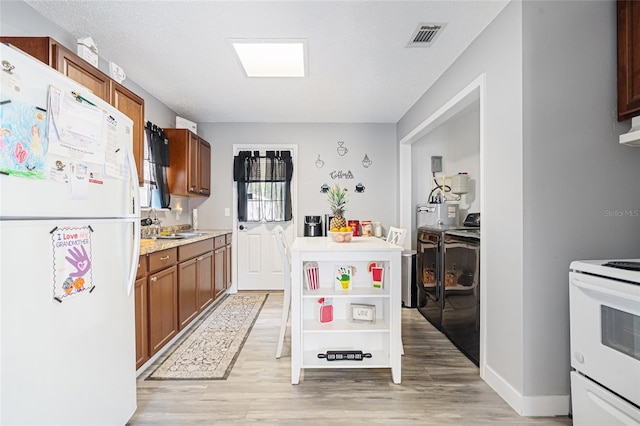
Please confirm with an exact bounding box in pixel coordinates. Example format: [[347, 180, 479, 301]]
[[229, 39, 307, 77]]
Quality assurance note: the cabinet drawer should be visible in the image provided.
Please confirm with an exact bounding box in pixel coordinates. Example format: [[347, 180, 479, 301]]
[[148, 248, 177, 273], [136, 255, 147, 278], [226, 233, 232, 245], [178, 238, 214, 262], [214, 235, 226, 249]]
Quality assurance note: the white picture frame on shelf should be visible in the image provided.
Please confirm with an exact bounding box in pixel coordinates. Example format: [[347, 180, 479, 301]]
[[350, 303, 376, 323]]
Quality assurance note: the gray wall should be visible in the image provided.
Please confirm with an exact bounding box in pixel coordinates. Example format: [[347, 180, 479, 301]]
[[194, 123, 398, 237], [522, 0, 640, 396], [399, 0, 640, 415], [411, 103, 480, 247], [398, 0, 527, 409]]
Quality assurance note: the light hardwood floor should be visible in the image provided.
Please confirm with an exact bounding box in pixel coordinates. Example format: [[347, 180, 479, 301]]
[[131, 292, 572, 425]]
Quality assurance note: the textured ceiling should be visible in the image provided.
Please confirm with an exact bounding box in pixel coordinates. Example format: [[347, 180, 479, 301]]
[[24, 0, 508, 124]]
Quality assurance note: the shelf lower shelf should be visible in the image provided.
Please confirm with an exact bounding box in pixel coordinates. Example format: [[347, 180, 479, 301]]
[[302, 287, 390, 298], [302, 319, 390, 332]]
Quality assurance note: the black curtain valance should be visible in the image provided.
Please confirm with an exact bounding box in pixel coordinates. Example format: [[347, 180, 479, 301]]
[[233, 150, 293, 183], [233, 150, 293, 222]]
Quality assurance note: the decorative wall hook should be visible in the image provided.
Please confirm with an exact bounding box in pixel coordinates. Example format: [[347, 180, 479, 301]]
[[315, 154, 325, 168], [336, 140, 348, 156], [320, 183, 330, 193], [355, 183, 365, 193], [362, 153, 372, 168]]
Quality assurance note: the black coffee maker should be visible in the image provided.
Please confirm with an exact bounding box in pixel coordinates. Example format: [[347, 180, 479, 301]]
[[304, 216, 323, 237]]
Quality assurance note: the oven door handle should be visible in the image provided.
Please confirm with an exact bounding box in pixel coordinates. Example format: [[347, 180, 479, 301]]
[[571, 276, 640, 304]]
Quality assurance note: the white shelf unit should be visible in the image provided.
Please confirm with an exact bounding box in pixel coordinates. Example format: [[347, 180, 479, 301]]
[[290, 237, 402, 384]]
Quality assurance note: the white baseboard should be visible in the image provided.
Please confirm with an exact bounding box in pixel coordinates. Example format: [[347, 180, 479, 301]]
[[482, 364, 570, 417]]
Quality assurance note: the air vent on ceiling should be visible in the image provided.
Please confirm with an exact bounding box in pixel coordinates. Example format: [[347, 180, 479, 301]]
[[407, 23, 446, 48]]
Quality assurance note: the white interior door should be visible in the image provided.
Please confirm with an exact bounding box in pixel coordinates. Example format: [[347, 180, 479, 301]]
[[237, 221, 294, 290], [233, 145, 297, 291]]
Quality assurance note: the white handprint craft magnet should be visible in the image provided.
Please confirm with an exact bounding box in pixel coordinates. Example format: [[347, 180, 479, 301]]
[[51, 225, 94, 300]]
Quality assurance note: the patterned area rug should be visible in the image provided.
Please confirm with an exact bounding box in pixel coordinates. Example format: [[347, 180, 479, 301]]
[[147, 293, 267, 380]]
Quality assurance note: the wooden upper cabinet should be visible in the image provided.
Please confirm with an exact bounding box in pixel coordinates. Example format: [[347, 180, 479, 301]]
[[0, 36, 57, 66], [199, 139, 211, 195], [54, 43, 110, 102], [111, 82, 145, 184], [618, 0, 640, 121], [164, 128, 211, 197], [0, 36, 145, 179]]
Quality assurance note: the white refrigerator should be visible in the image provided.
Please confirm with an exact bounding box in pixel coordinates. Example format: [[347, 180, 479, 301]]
[[0, 44, 141, 424]]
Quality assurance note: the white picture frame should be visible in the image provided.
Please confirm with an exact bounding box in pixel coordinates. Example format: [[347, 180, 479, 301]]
[[350, 303, 376, 323]]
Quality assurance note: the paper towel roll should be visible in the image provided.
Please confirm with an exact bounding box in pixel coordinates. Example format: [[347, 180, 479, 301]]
[[192, 209, 198, 230]]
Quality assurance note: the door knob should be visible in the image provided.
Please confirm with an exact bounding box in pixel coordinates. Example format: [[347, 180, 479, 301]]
[[239, 225, 245, 231]]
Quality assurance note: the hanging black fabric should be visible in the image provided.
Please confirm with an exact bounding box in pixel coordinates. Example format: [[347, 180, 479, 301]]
[[145, 121, 171, 209], [233, 150, 293, 222]]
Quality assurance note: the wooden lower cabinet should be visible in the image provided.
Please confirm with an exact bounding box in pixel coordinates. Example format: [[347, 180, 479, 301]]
[[135, 236, 232, 369], [225, 235, 232, 290], [148, 265, 178, 356], [134, 276, 148, 370], [214, 247, 225, 299], [178, 258, 199, 330], [198, 251, 214, 310]]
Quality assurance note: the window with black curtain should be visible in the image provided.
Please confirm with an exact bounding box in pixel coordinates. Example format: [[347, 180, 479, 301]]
[[144, 121, 171, 209], [233, 150, 293, 222]]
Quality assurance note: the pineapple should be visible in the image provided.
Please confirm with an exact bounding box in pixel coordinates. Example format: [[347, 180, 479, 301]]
[[328, 184, 348, 230]]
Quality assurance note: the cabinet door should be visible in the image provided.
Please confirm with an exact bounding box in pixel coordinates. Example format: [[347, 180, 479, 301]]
[[198, 140, 211, 195], [198, 251, 214, 310], [53, 44, 110, 102], [214, 247, 225, 298], [178, 258, 199, 330], [188, 133, 199, 195], [134, 276, 148, 370], [0, 36, 56, 66], [225, 243, 232, 290], [148, 265, 178, 355], [111, 82, 145, 184], [618, 0, 640, 121]]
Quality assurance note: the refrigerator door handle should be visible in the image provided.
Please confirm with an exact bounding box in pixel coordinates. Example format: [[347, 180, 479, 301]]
[[126, 146, 141, 297]]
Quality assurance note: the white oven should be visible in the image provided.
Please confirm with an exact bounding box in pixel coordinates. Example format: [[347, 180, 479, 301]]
[[569, 260, 640, 425]]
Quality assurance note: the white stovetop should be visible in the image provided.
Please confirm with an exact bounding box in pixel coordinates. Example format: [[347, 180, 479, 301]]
[[570, 259, 640, 284]]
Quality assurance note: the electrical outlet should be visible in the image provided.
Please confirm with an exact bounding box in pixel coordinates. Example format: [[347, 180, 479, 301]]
[[224, 208, 230, 217], [431, 156, 442, 173]]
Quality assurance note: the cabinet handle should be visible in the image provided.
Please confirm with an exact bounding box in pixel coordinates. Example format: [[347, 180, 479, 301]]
[[150, 276, 158, 282], [160, 255, 170, 261], [197, 256, 203, 261]]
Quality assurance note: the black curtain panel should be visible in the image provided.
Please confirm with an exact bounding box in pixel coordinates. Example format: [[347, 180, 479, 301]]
[[145, 121, 171, 209], [233, 150, 293, 222]]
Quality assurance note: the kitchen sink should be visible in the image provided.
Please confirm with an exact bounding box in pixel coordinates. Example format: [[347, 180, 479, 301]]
[[155, 234, 185, 240], [176, 232, 203, 238]]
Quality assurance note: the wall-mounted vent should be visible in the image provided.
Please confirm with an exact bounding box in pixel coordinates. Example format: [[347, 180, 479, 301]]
[[407, 23, 447, 48]]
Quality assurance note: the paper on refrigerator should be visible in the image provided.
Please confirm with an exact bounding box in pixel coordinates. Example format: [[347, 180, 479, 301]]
[[45, 86, 129, 181]]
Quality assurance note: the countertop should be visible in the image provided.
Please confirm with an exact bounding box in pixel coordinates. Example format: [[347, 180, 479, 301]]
[[139, 229, 232, 255], [291, 236, 403, 252]]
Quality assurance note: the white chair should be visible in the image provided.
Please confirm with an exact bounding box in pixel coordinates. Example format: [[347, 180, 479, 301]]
[[273, 225, 291, 359], [386, 226, 407, 355], [386, 226, 407, 247]]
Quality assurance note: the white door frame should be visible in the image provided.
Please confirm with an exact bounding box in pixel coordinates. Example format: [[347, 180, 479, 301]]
[[230, 144, 298, 292]]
